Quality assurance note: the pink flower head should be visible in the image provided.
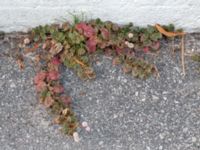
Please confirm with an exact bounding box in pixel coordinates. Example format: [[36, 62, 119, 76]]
[[52, 85, 64, 94], [34, 71, 47, 84], [75, 22, 95, 38], [51, 57, 61, 65], [48, 71, 60, 80], [143, 47, 149, 53]]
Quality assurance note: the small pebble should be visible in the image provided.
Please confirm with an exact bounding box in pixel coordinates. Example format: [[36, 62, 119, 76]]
[[183, 127, 188, 133], [73, 132, 80, 142], [82, 121, 88, 128], [24, 38, 30, 45], [113, 114, 118, 119], [127, 42, 134, 48], [152, 95, 159, 100], [159, 133, 165, 140], [99, 141, 104, 145], [128, 33, 134, 38], [85, 126, 91, 132], [159, 145, 163, 150], [125, 41, 129, 45], [192, 137, 197, 142]]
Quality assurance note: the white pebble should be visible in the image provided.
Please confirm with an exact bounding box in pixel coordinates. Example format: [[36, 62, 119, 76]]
[[125, 41, 129, 45], [127, 42, 134, 48], [82, 121, 88, 128], [85, 126, 91, 132], [128, 33, 134, 38], [73, 132, 80, 142], [24, 38, 30, 45], [159, 145, 163, 150], [192, 137, 197, 142]]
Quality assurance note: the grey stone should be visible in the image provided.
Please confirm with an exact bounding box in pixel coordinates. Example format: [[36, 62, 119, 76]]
[[0, 33, 200, 150]]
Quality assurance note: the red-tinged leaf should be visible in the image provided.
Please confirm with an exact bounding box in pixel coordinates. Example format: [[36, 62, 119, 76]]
[[112, 57, 121, 66], [86, 37, 97, 53], [52, 85, 64, 94], [35, 81, 47, 92], [44, 95, 54, 108], [61, 96, 71, 105], [101, 28, 110, 40], [115, 47, 123, 55], [75, 23, 95, 38], [51, 57, 61, 65], [143, 47, 149, 53], [75, 22, 87, 33], [151, 41, 160, 50], [48, 71, 60, 80], [49, 42, 63, 56], [34, 71, 47, 84], [84, 26, 95, 38]]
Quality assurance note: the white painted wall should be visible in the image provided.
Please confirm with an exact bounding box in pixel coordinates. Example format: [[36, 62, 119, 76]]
[[0, 0, 200, 32]]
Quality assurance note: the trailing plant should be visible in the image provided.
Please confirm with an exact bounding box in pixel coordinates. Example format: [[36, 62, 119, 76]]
[[20, 17, 184, 141]]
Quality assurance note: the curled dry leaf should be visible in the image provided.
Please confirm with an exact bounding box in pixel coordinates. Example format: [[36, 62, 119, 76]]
[[73, 57, 87, 67], [155, 24, 186, 37], [49, 42, 63, 56], [84, 67, 96, 79], [24, 43, 39, 54], [44, 95, 54, 108], [53, 116, 61, 124], [62, 108, 70, 116], [16, 58, 25, 70]]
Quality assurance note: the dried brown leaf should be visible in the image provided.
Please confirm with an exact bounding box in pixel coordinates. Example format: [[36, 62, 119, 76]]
[[44, 96, 54, 108], [155, 24, 185, 37], [49, 42, 63, 56], [16, 56, 25, 70]]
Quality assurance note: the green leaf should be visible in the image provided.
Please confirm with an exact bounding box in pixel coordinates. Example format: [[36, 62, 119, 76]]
[[150, 32, 162, 41], [147, 25, 155, 34], [77, 48, 86, 56], [80, 56, 89, 63]]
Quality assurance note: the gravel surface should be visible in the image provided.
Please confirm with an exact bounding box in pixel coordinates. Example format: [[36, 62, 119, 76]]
[[0, 33, 200, 150]]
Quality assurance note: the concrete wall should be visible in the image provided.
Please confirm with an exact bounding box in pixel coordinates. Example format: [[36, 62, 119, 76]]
[[0, 0, 200, 32]]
